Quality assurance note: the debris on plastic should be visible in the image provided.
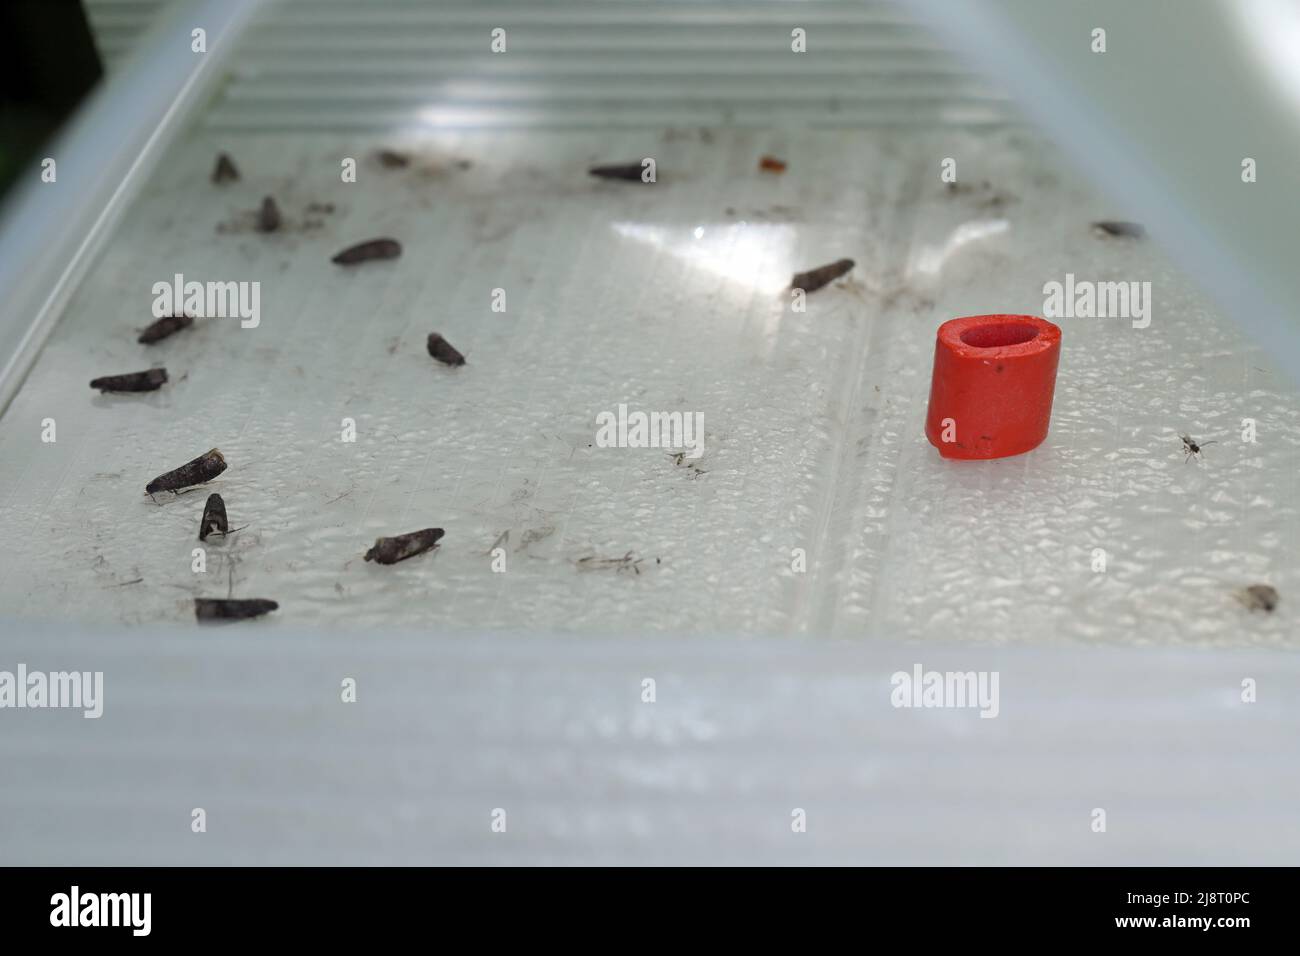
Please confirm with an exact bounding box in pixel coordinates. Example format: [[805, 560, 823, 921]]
[[257, 196, 282, 233], [377, 149, 411, 169], [1237, 584, 1279, 613], [1092, 220, 1146, 239], [575, 551, 658, 575]]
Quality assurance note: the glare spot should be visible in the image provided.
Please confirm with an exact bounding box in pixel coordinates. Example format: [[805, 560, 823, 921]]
[[612, 220, 795, 294]]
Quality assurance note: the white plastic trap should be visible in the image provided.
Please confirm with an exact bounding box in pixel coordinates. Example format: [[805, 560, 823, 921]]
[[0, 0, 1296, 866]]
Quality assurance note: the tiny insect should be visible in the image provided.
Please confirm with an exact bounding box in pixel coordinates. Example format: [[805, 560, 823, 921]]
[[426, 333, 466, 367], [211, 152, 239, 184], [1092, 220, 1145, 239], [90, 368, 168, 393], [146, 448, 227, 495], [138, 313, 194, 345], [332, 238, 402, 265], [791, 258, 855, 294], [667, 452, 706, 477], [588, 162, 647, 182], [758, 155, 787, 173], [377, 149, 411, 168], [575, 551, 654, 575], [1180, 433, 1218, 463], [195, 597, 278, 621], [364, 528, 445, 565], [257, 196, 282, 233], [1237, 584, 1280, 613], [198, 493, 230, 540]]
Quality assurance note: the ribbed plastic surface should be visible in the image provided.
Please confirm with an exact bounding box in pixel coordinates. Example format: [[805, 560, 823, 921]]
[[0, 126, 1293, 645], [1, 625, 1295, 865], [85, 0, 1014, 128]]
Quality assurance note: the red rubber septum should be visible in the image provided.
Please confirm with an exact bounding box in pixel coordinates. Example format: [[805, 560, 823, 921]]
[[924, 314, 1062, 460]]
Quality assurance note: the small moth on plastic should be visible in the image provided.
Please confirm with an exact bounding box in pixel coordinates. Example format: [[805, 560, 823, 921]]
[[332, 238, 402, 265], [364, 528, 445, 565], [195, 598, 278, 621], [90, 368, 168, 393], [146, 448, 227, 495], [426, 333, 466, 367], [791, 258, 854, 294]]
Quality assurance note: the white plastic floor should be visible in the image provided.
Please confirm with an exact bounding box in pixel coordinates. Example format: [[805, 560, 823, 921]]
[[0, 126, 1294, 645], [1, 0, 1297, 867]]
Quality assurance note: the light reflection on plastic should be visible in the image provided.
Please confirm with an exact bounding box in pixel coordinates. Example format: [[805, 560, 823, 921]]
[[1230, 0, 1300, 111], [416, 106, 500, 127], [910, 219, 1009, 276], [612, 221, 795, 294]]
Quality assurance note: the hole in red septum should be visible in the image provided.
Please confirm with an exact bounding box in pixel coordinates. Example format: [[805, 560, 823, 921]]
[[960, 323, 1039, 348]]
